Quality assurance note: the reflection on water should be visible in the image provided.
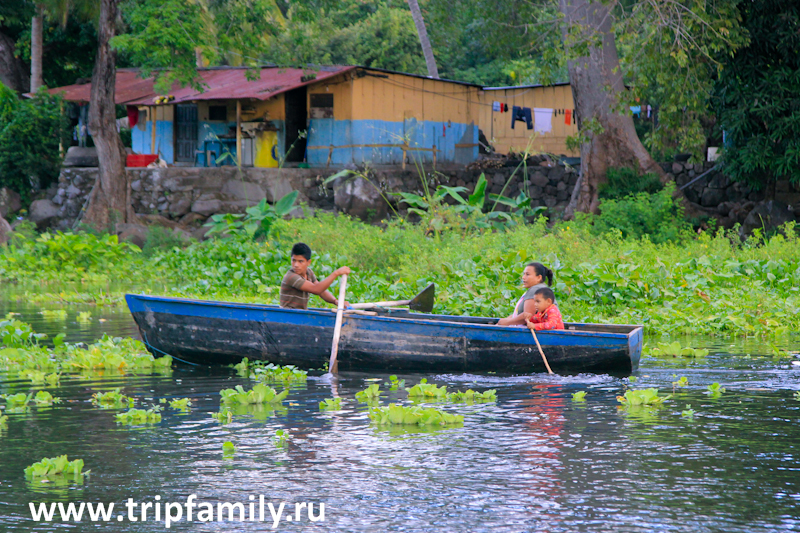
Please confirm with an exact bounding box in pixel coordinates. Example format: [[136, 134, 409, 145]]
[[0, 294, 799, 531]]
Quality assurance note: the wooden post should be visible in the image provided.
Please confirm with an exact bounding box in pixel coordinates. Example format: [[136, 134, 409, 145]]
[[151, 105, 157, 155], [236, 100, 242, 167]]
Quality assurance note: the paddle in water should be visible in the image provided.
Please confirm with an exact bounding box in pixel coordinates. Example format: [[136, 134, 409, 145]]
[[328, 274, 348, 374]]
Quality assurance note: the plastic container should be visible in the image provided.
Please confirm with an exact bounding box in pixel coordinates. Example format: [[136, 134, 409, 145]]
[[126, 154, 158, 167]]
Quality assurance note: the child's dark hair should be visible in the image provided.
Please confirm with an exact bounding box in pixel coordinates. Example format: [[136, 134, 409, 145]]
[[527, 262, 554, 286], [291, 242, 312, 260], [534, 286, 556, 302]]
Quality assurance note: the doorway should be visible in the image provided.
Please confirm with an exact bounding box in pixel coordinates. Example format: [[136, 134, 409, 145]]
[[175, 104, 198, 163], [284, 88, 307, 163]]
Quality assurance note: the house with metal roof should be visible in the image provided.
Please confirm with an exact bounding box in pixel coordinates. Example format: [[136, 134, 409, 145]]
[[45, 66, 578, 167]]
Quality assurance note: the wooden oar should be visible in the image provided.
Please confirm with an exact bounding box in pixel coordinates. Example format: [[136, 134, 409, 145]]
[[529, 326, 554, 375], [328, 274, 348, 374], [349, 283, 435, 313]]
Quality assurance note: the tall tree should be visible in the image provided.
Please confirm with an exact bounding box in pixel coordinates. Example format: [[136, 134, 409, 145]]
[[406, 0, 438, 78], [29, 4, 43, 91], [82, 0, 133, 228], [561, 0, 664, 216]]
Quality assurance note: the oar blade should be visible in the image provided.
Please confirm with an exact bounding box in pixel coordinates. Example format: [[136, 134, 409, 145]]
[[408, 283, 435, 313]]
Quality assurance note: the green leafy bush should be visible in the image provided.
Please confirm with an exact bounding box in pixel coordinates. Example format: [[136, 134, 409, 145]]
[[599, 167, 663, 200], [591, 182, 691, 243], [0, 84, 71, 202]]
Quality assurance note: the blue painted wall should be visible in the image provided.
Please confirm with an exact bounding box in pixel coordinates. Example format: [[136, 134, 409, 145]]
[[306, 119, 478, 167], [132, 120, 174, 164]]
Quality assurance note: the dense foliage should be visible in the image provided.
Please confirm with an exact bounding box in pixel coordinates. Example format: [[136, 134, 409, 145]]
[[0, 84, 70, 202], [2, 211, 798, 339], [715, 0, 800, 187]]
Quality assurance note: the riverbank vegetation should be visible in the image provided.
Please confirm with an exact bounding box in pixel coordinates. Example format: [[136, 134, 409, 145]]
[[3, 211, 799, 339]]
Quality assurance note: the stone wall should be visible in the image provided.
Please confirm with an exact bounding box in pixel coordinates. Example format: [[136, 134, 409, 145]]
[[40, 164, 579, 231], [30, 161, 798, 235]]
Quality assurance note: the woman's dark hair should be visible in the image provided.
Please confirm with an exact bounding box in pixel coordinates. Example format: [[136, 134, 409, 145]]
[[534, 287, 556, 302], [291, 242, 312, 260], [527, 262, 554, 286]]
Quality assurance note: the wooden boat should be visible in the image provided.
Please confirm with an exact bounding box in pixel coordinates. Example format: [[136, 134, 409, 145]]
[[125, 294, 643, 375]]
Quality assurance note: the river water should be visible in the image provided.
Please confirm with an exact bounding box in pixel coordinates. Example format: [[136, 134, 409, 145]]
[[1, 293, 799, 532]]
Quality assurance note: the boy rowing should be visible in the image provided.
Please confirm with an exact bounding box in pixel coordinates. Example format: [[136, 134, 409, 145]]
[[279, 242, 351, 310]]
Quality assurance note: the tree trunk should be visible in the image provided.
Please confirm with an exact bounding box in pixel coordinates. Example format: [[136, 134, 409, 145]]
[[30, 7, 44, 92], [83, 0, 134, 230], [0, 30, 30, 93], [560, 0, 665, 217], [406, 0, 439, 79]]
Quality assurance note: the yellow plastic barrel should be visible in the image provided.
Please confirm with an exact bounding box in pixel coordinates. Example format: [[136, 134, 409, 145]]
[[254, 131, 279, 168]]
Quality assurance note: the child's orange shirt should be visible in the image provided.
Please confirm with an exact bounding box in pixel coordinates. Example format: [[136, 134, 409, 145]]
[[527, 304, 564, 331]]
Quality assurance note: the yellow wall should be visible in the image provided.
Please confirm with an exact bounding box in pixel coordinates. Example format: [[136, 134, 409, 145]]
[[307, 73, 353, 120], [476, 85, 578, 156], [350, 72, 478, 124]]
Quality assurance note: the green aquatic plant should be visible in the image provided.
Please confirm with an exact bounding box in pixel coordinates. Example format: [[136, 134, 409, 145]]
[[169, 398, 191, 411], [447, 389, 497, 403], [369, 404, 464, 427], [77, 311, 92, 323], [1, 392, 33, 407], [115, 407, 162, 425], [355, 384, 382, 403], [572, 391, 587, 402], [319, 398, 342, 410], [651, 342, 709, 358], [405, 379, 447, 400], [222, 441, 235, 457], [219, 384, 288, 405], [274, 429, 289, 448], [617, 388, 671, 406], [18, 370, 61, 385], [386, 375, 406, 391], [232, 358, 308, 384], [681, 405, 696, 418], [707, 382, 726, 396], [24, 456, 86, 480], [672, 376, 689, 388], [211, 407, 233, 424], [628, 376, 637, 383], [91, 388, 133, 408], [33, 391, 60, 406], [794, 391, 800, 401], [40, 309, 67, 320]]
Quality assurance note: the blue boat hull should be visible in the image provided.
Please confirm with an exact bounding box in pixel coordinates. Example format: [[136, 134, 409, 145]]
[[125, 294, 642, 375]]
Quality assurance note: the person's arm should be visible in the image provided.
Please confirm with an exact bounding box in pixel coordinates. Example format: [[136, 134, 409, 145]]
[[498, 298, 538, 325], [319, 290, 350, 307], [297, 267, 351, 296], [527, 307, 562, 331]]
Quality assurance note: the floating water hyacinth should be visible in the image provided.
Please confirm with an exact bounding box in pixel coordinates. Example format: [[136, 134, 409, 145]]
[[681, 405, 696, 418], [319, 398, 342, 410], [369, 404, 464, 427], [616, 388, 671, 406], [222, 441, 235, 457], [211, 407, 233, 424], [274, 429, 289, 448], [572, 391, 587, 402], [405, 379, 447, 400], [219, 384, 288, 405], [232, 358, 308, 384], [650, 341, 709, 358], [33, 391, 60, 406], [115, 407, 162, 424], [706, 382, 726, 397], [386, 375, 405, 391], [169, 398, 191, 411], [40, 309, 67, 320], [355, 384, 382, 403], [672, 376, 689, 387], [92, 388, 133, 408], [77, 311, 92, 323], [446, 389, 497, 403], [25, 456, 86, 480]]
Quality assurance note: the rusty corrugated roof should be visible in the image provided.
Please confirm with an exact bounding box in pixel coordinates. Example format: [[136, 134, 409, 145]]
[[44, 66, 355, 105]]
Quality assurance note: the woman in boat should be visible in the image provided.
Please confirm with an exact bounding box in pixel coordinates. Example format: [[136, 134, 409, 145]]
[[497, 262, 554, 326]]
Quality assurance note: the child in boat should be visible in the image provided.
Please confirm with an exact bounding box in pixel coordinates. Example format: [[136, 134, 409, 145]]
[[497, 262, 554, 326], [525, 287, 564, 331], [279, 242, 351, 310]]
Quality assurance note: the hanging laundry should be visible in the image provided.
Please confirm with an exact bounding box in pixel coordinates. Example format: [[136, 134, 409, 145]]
[[510, 106, 533, 130], [533, 108, 553, 134], [564, 109, 571, 125], [646, 105, 652, 118], [572, 110, 576, 125], [503, 104, 508, 113], [630, 105, 641, 117], [127, 106, 139, 128], [492, 101, 501, 112]]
